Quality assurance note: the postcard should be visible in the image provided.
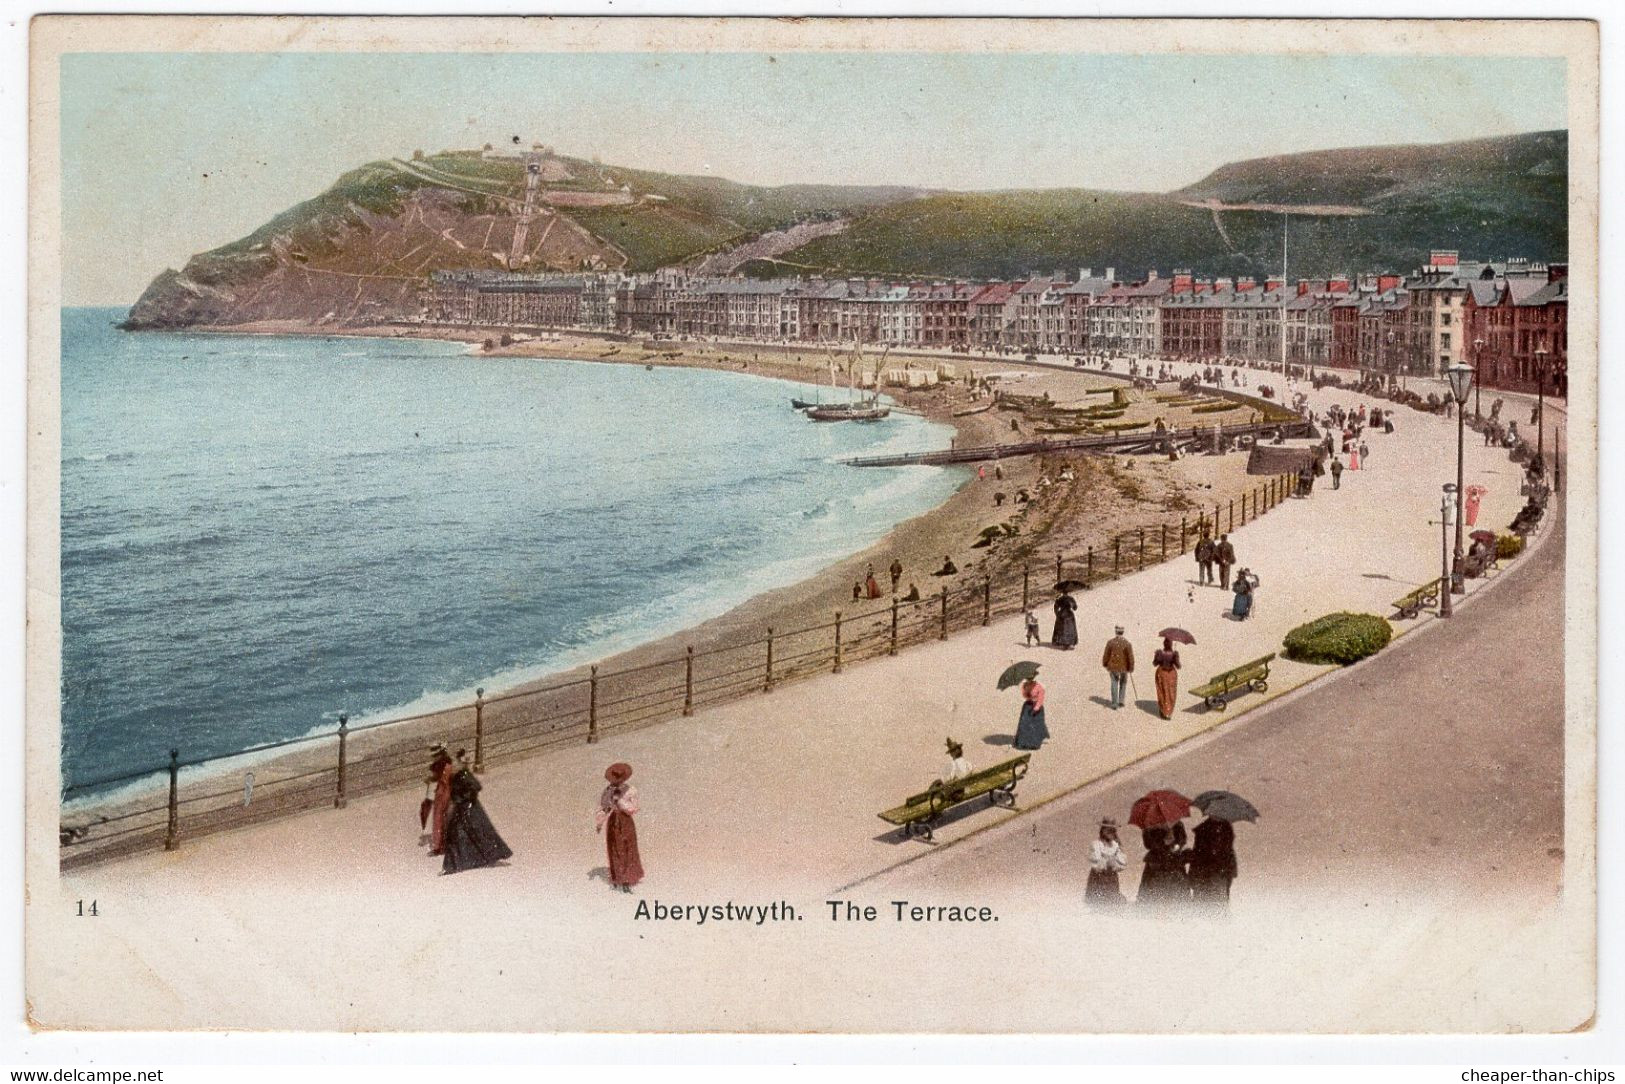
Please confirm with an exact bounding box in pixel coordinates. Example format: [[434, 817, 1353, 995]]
[[24, 15, 1598, 1033]]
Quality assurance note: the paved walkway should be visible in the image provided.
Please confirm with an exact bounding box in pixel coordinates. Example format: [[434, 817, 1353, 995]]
[[65, 367, 1536, 900]]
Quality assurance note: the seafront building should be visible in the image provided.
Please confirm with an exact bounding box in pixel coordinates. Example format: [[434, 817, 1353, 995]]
[[420, 246, 1567, 394]]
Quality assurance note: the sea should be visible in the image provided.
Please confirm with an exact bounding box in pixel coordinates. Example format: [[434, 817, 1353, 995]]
[[59, 309, 961, 797]]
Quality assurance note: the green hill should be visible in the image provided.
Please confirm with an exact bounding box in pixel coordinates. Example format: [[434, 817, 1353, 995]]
[[779, 130, 1568, 281]]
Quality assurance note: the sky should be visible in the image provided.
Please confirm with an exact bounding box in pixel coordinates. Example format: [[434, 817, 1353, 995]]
[[59, 51, 1566, 305]]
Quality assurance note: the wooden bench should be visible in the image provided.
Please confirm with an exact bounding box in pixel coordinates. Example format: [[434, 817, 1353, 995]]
[[877, 754, 1031, 842], [1391, 577, 1443, 619], [1189, 653, 1275, 712]]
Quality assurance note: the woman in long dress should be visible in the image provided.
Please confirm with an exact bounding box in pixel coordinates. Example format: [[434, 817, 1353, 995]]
[[427, 744, 454, 857], [1013, 678, 1049, 750], [1086, 818, 1128, 906], [441, 752, 513, 875], [597, 762, 644, 892], [1231, 570, 1256, 621], [1051, 591, 1079, 650], [1136, 825, 1191, 906], [1187, 815, 1238, 908], [1152, 637, 1181, 719]]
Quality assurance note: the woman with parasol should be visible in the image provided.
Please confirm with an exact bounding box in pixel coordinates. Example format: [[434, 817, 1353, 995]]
[[1129, 789, 1193, 907], [597, 762, 645, 892], [998, 661, 1050, 751], [1231, 568, 1259, 621], [425, 743, 455, 857], [1152, 629, 1193, 720], [441, 750, 514, 875], [1051, 581, 1082, 650], [1188, 791, 1258, 908]]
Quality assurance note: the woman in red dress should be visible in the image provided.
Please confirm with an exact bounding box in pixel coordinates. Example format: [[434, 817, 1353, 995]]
[[597, 762, 644, 892], [427, 743, 455, 856]]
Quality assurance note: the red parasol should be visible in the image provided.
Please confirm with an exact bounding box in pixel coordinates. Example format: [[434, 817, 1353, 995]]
[[1158, 627, 1196, 645], [1470, 530, 1497, 544], [1129, 789, 1193, 829]]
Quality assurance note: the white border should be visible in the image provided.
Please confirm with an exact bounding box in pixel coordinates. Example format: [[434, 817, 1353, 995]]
[[2, 0, 1619, 1068]]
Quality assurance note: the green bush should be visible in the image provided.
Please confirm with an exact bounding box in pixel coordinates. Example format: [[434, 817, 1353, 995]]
[[1496, 533, 1525, 560], [1192, 402, 1241, 415], [1282, 612, 1393, 666]]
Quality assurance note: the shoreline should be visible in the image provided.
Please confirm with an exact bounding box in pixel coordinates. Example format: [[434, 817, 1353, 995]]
[[62, 320, 1268, 850]]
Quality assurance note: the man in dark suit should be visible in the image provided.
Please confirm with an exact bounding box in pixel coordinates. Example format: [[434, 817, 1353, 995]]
[[1216, 534, 1236, 589]]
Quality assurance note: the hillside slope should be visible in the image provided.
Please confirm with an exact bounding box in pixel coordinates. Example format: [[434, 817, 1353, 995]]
[[780, 130, 1567, 281], [123, 131, 1567, 329], [124, 152, 923, 328]]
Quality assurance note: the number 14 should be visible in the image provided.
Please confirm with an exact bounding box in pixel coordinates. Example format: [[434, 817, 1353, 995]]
[[75, 899, 97, 916]]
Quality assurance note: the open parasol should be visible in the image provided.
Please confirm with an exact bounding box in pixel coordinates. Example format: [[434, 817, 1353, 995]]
[[1192, 790, 1260, 823], [1470, 530, 1497, 545], [1158, 627, 1197, 645], [1054, 579, 1089, 594], [996, 661, 1041, 691], [1128, 789, 1192, 828]]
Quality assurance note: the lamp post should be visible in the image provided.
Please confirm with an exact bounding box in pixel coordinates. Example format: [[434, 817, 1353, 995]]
[[1533, 345, 1548, 475], [1446, 362, 1474, 596], [1472, 337, 1485, 419], [1440, 485, 1456, 618]]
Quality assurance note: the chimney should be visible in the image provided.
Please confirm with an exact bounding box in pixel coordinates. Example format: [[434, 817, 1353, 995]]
[[1105, 267, 1116, 282], [1266, 277, 1284, 292], [1297, 279, 1311, 296], [1549, 263, 1568, 283], [1236, 277, 1256, 293], [1172, 270, 1194, 293], [1194, 279, 1212, 295], [1079, 268, 1092, 280], [1145, 269, 1159, 281], [1328, 276, 1351, 294], [1214, 278, 1233, 293], [1377, 274, 1402, 293]]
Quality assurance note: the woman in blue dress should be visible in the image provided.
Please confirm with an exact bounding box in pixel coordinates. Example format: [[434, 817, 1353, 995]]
[[1231, 568, 1257, 620], [1014, 678, 1049, 750]]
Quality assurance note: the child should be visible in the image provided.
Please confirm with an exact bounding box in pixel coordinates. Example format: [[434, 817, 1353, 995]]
[[1024, 609, 1041, 646]]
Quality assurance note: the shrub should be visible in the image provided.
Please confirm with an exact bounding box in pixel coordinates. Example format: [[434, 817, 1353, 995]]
[[1496, 533, 1525, 560], [1282, 612, 1393, 666], [1192, 402, 1240, 415]]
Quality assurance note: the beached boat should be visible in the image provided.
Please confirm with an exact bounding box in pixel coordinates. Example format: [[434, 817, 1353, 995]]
[[806, 403, 891, 422], [790, 397, 818, 410], [805, 339, 892, 423]]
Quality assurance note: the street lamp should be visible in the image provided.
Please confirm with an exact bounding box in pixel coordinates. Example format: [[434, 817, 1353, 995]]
[[1446, 361, 1474, 596], [1472, 337, 1485, 420], [1533, 345, 1549, 475], [1440, 484, 1456, 618]]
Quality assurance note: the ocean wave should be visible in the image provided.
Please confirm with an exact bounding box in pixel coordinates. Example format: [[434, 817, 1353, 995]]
[[63, 451, 138, 465]]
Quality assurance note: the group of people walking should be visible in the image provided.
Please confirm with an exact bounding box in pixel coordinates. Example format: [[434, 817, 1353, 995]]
[[1192, 532, 1259, 621], [1086, 815, 1239, 910], [422, 745, 643, 891]]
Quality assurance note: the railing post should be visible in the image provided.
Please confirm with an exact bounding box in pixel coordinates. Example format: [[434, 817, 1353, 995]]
[[1022, 565, 1030, 611], [833, 611, 843, 673], [890, 596, 899, 655], [1113, 537, 1121, 575], [1180, 516, 1187, 554], [1086, 546, 1094, 582], [334, 714, 349, 809], [764, 628, 775, 693], [1215, 502, 1221, 536], [1138, 528, 1146, 569], [982, 577, 991, 626], [683, 647, 694, 716], [939, 587, 949, 640], [1055, 552, 1063, 583], [1228, 498, 1235, 532], [473, 688, 485, 773], [1161, 523, 1168, 560], [588, 666, 599, 743], [164, 748, 179, 852]]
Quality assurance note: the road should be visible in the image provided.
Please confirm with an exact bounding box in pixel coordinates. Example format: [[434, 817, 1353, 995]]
[[876, 495, 1566, 904]]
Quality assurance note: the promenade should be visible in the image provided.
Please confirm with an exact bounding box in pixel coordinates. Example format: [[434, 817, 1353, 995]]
[[63, 366, 1537, 901]]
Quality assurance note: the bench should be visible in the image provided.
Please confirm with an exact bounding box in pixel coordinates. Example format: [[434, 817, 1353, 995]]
[[1189, 653, 1275, 712], [1391, 577, 1443, 619], [877, 754, 1031, 842]]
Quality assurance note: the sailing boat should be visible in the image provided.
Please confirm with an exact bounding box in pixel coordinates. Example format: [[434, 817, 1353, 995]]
[[790, 348, 840, 410], [806, 337, 892, 422]]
